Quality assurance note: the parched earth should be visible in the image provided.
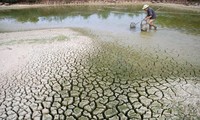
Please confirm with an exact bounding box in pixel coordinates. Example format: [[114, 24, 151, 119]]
[[0, 28, 200, 120]]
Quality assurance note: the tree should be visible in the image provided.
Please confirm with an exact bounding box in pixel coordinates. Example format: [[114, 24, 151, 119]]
[[2, 0, 18, 3]]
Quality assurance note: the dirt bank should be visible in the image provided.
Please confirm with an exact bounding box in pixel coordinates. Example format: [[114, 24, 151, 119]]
[[155, 2, 200, 12], [0, 2, 200, 12], [0, 28, 92, 75]]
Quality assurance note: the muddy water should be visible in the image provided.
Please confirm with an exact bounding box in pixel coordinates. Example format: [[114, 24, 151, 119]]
[[0, 5, 200, 64], [0, 5, 200, 119], [0, 5, 199, 33]]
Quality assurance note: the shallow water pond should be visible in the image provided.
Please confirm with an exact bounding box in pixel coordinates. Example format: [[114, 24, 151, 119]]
[[0, 5, 200, 33]]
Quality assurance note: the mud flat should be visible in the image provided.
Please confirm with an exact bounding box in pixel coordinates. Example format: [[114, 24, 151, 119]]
[[0, 28, 200, 119], [0, 28, 93, 75]]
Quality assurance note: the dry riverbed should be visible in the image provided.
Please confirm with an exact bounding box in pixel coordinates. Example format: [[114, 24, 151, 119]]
[[0, 27, 200, 119], [0, 3, 200, 119], [0, 28, 93, 75]]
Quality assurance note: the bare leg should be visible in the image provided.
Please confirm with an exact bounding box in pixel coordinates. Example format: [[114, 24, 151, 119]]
[[148, 19, 157, 30], [149, 24, 152, 30]]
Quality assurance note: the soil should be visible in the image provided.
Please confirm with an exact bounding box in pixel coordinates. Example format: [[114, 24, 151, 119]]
[[0, 2, 200, 12], [0, 28, 91, 75]]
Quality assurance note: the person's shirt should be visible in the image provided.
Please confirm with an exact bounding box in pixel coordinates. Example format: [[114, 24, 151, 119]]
[[147, 7, 156, 19]]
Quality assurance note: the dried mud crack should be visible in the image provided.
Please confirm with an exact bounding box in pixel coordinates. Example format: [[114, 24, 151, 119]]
[[0, 28, 200, 120]]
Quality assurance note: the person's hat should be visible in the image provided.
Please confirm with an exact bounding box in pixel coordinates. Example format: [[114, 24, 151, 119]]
[[142, 4, 149, 10]]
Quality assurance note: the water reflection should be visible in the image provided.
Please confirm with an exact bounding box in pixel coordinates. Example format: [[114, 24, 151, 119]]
[[0, 8, 144, 33], [0, 6, 141, 22], [0, 5, 200, 34]]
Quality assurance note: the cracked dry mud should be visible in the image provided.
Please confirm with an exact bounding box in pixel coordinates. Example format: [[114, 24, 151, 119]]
[[0, 29, 200, 120]]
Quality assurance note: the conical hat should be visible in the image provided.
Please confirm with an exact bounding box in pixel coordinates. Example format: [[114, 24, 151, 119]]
[[142, 4, 149, 10]]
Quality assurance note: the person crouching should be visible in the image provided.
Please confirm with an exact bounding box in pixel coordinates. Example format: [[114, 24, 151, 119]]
[[142, 4, 157, 30]]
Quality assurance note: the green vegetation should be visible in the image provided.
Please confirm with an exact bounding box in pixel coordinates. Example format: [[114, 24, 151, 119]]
[[0, 35, 70, 45], [1, 0, 17, 3], [75, 28, 200, 78], [87, 40, 199, 78]]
